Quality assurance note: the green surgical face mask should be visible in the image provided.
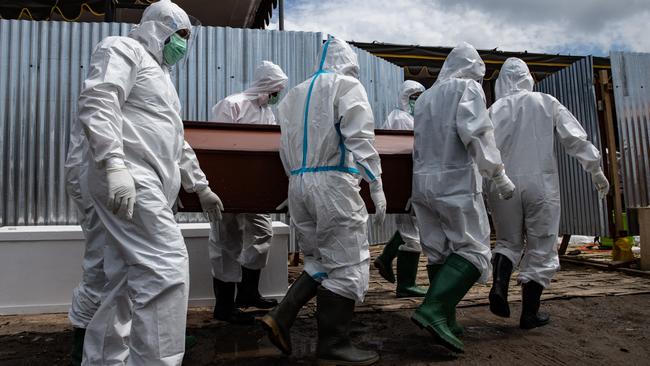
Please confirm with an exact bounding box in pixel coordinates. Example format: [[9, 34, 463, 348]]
[[269, 94, 279, 105], [409, 99, 416, 116], [163, 33, 188, 65]]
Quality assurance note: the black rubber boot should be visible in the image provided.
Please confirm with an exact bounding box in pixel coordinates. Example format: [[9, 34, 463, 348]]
[[71, 327, 85, 366], [259, 271, 319, 355], [489, 253, 513, 318], [373, 232, 403, 283], [316, 287, 380, 366], [395, 250, 427, 298], [213, 277, 255, 325], [520, 281, 550, 329], [236, 267, 278, 309]]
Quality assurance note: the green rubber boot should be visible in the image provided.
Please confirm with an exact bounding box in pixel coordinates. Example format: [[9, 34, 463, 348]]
[[411, 254, 480, 353], [395, 251, 427, 298], [426, 264, 463, 336], [373, 232, 403, 283]]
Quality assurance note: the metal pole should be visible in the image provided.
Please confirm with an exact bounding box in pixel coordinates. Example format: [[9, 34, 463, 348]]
[[279, 0, 284, 30]]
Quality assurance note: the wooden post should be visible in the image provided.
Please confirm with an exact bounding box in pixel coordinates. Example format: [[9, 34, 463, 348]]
[[559, 234, 571, 255], [598, 70, 625, 235], [639, 208, 650, 271]]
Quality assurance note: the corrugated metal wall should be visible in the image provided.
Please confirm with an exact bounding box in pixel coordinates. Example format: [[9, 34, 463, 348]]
[[0, 19, 403, 226], [610, 52, 650, 209], [535, 57, 609, 236]]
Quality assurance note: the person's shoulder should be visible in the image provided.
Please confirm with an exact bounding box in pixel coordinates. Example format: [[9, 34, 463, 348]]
[[335, 73, 362, 85], [224, 93, 245, 102], [97, 36, 141, 51], [94, 36, 145, 59], [536, 91, 560, 103]]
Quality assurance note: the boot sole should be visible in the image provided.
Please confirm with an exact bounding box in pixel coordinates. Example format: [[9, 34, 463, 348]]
[[317, 354, 380, 366], [520, 318, 550, 330], [411, 314, 464, 353], [488, 291, 510, 318], [373, 258, 396, 284], [236, 301, 278, 310], [259, 315, 291, 355], [396, 288, 427, 298]]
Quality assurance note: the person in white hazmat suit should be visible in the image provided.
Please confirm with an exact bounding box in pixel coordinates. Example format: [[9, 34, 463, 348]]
[[64, 117, 109, 366], [374, 80, 428, 298], [77, 1, 224, 364], [487, 57, 609, 329], [209, 60, 288, 324], [410, 42, 516, 354], [260, 36, 384, 366]]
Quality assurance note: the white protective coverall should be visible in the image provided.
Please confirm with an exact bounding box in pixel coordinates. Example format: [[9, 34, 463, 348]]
[[384, 80, 426, 252], [412, 42, 506, 284], [384, 80, 425, 131], [488, 57, 606, 288], [79, 1, 211, 364], [208, 60, 288, 282], [65, 117, 107, 329], [278, 36, 382, 303]]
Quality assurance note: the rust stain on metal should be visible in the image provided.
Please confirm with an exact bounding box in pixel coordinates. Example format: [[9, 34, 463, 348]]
[[179, 122, 413, 213]]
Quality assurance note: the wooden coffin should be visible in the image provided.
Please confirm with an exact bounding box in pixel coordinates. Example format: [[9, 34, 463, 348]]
[[178, 121, 413, 213]]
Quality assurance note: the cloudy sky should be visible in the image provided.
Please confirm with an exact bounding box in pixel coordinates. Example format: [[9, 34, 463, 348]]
[[268, 0, 650, 56]]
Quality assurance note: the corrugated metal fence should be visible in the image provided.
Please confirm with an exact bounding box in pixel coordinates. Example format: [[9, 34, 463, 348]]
[[0, 19, 403, 226], [535, 56, 609, 236], [610, 52, 650, 209]]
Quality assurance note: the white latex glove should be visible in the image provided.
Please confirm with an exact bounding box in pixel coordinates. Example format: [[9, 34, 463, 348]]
[[370, 178, 387, 225], [405, 197, 412, 213], [493, 169, 515, 200], [276, 198, 288, 211], [197, 187, 224, 222], [592, 170, 610, 200], [106, 166, 136, 220]]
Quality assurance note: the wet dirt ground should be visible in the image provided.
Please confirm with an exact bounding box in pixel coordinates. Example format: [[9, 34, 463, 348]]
[[1, 293, 649, 365], [2, 245, 650, 366]]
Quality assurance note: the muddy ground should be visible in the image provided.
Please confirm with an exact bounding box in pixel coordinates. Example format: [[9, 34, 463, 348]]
[[1, 293, 649, 365]]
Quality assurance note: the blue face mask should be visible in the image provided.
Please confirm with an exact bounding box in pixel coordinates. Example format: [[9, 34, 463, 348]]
[[163, 33, 188, 65], [409, 99, 416, 116]]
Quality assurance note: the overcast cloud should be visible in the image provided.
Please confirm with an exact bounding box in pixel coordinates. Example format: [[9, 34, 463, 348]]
[[268, 0, 650, 56]]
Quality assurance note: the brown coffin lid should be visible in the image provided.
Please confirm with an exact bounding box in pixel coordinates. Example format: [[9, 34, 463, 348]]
[[180, 121, 413, 214], [183, 121, 414, 154]]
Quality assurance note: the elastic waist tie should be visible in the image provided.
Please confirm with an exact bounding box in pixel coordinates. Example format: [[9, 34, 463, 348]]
[[291, 166, 360, 176]]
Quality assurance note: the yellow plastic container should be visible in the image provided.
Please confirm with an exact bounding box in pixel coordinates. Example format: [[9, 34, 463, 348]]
[[612, 237, 635, 261], [601, 212, 630, 249]]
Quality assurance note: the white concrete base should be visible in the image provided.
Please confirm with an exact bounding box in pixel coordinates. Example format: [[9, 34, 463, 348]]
[[0, 222, 289, 315]]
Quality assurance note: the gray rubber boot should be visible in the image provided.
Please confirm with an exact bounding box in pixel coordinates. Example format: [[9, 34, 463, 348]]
[[259, 271, 319, 355], [316, 287, 380, 366]]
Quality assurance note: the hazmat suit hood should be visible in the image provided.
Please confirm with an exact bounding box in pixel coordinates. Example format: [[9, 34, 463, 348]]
[[244, 60, 289, 95], [129, 0, 192, 65], [437, 42, 485, 83], [398, 80, 425, 112], [495, 57, 535, 99], [316, 36, 360, 78]]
